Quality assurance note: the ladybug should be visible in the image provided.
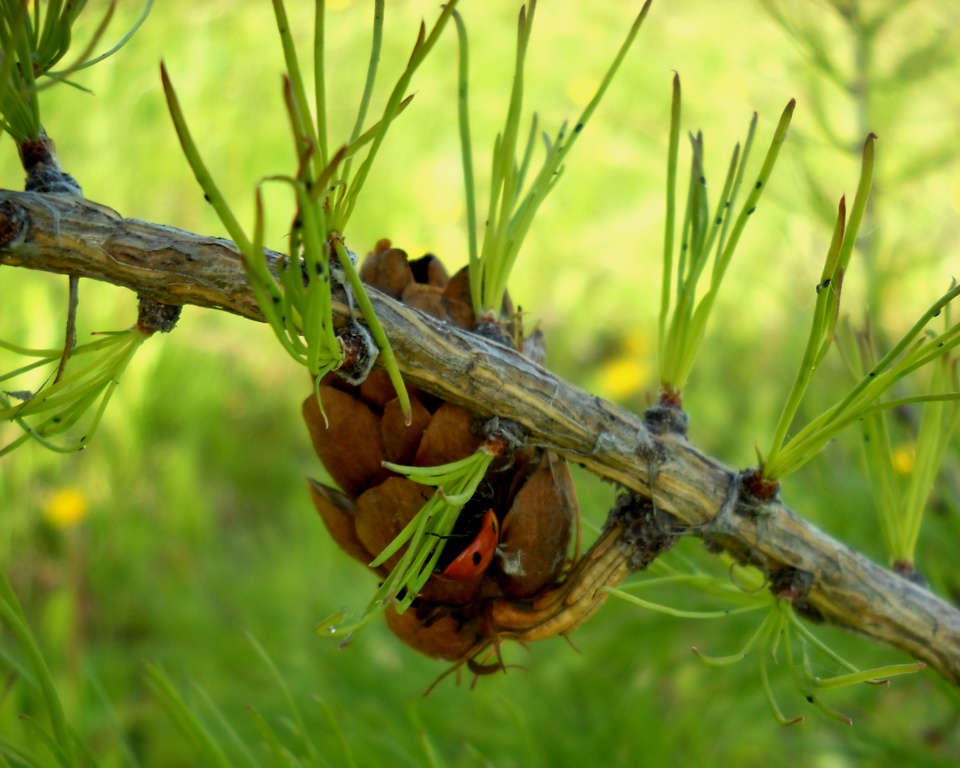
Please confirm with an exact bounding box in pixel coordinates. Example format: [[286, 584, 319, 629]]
[[442, 508, 500, 580]]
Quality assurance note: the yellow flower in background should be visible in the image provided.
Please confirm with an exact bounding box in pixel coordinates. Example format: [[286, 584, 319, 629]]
[[44, 488, 90, 529], [892, 445, 915, 476], [597, 330, 652, 399], [599, 358, 650, 399], [567, 75, 600, 108]]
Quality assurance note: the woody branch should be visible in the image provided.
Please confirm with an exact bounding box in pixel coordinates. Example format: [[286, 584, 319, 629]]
[[1, 190, 958, 684]]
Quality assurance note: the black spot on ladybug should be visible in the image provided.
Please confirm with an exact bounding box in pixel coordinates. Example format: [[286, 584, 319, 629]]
[[472, 552, 482, 566]]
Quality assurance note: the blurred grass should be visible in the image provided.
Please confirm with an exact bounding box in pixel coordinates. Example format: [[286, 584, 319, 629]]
[[1, 0, 959, 765]]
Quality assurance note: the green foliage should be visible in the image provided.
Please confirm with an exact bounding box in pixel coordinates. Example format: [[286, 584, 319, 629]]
[[763, 274, 960, 481], [608, 558, 925, 727], [0, 0, 150, 141], [759, 134, 876, 479], [159, 0, 468, 424], [0, 0, 153, 458], [321, 448, 494, 639], [455, 0, 653, 317], [143, 634, 358, 768], [754, 80, 959, 483], [0, 570, 76, 766], [657, 75, 794, 395], [0, 329, 147, 456], [844, 308, 960, 567]]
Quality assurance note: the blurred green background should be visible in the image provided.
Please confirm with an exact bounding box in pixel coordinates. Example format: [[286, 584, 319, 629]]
[[2, 0, 959, 765]]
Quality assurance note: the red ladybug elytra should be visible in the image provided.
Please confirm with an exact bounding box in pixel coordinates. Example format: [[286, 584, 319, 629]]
[[442, 508, 500, 580]]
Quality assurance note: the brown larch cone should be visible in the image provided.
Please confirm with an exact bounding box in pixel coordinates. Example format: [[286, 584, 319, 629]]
[[304, 240, 581, 663]]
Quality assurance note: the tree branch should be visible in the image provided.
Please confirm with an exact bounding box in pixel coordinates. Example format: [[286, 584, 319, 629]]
[[2, 190, 958, 684]]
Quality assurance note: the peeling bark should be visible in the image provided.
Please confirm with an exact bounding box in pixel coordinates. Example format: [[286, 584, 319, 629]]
[[1, 190, 958, 684]]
